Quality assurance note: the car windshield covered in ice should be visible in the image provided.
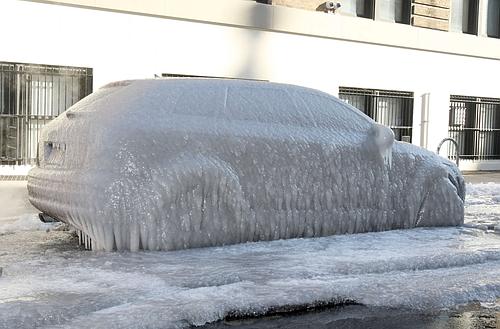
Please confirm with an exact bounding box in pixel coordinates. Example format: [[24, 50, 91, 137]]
[[27, 79, 465, 251]]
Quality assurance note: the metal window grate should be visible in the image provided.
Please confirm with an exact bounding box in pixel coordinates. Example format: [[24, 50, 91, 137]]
[[0, 61, 92, 165], [339, 87, 414, 142], [0, 175, 27, 181], [448, 95, 500, 161]]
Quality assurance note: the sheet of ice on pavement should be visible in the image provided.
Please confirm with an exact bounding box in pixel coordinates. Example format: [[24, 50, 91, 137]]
[[0, 214, 62, 235], [464, 183, 500, 232], [0, 183, 498, 329]]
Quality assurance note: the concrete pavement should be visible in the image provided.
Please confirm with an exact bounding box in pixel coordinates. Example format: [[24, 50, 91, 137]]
[[462, 171, 500, 184]]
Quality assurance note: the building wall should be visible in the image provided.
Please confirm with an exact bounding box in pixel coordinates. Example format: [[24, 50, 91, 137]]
[[412, 0, 450, 31], [272, 0, 325, 11], [1, 0, 500, 170]]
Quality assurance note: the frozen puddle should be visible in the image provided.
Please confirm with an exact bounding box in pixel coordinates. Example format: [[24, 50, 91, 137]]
[[1, 184, 500, 328], [464, 182, 500, 232]]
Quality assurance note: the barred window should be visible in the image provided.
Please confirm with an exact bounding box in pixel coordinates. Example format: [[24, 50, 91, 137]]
[[339, 87, 414, 142], [0, 62, 92, 165], [449, 95, 500, 160]]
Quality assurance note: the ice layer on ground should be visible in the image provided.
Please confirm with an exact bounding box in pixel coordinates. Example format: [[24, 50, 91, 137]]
[[0, 183, 498, 328]]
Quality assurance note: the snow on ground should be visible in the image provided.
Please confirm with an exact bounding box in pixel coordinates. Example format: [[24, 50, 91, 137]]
[[0, 183, 500, 328], [0, 214, 62, 235], [464, 183, 500, 232], [0, 180, 38, 225]]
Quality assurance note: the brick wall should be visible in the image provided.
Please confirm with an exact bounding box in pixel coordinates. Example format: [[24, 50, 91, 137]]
[[270, 0, 451, 32], [412, 0, 450, 31]]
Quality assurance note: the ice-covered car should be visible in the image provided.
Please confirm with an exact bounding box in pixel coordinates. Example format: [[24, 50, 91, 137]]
[[27, 79, 465, 251]]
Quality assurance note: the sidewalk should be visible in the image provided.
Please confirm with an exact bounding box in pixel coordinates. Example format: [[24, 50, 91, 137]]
[[462, 171, 500, 184]]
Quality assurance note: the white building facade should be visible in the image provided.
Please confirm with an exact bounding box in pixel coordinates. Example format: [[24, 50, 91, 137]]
[[1, 0, 499, 171]]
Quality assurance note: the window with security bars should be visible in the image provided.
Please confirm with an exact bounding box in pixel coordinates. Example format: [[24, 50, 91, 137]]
[[449, 95, 500, 161], [0, 62, 93, 165], [338, 87, 414, 142]]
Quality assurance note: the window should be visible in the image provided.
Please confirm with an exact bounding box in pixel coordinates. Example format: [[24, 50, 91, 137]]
[[225, 86, 306, 126], [173, 86, 224, 117], [356, 0, 375, 18], [292, 90, 372, 131], [0, 62, 92, 165], [450, 0, 476, 33], [463, 0, 480, 34], [339, 87, 414, 142], [395, 0, 411, 24], [449, 95, 500, 160], [487, 0, 500, 38]]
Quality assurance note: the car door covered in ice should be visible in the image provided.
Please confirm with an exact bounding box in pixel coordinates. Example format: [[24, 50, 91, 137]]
[[215, 84, 389, 239]]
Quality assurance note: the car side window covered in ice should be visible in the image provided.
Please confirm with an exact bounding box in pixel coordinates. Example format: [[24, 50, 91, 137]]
[[172, 86, 225, 117], [225, 87, 311, 127], [292, 91, 372, 132]]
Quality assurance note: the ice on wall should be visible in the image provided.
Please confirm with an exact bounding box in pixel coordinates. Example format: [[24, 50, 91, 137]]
[[0, 181, 499, 328], [27, 79, 465, 251]]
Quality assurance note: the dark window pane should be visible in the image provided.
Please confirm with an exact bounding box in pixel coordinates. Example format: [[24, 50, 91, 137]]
[[356, 0, 375, 18], [464, 0, 479, 34], [395, 0, 411, 24]]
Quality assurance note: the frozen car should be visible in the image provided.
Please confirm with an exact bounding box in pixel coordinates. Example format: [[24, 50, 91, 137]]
[[27, 79, 465, 251]]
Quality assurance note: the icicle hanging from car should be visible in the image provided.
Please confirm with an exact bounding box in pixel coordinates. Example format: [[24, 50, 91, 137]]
[[370, 123, 394, 169]]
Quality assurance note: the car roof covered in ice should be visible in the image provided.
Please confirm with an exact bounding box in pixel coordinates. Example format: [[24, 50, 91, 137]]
[[64, 78, 374, 136]]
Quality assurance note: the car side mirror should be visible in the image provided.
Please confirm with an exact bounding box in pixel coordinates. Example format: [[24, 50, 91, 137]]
[[368, 123, 394, 169]]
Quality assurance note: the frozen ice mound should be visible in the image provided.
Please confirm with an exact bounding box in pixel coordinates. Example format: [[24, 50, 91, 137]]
[[1, 223, 500, 328], [27, 79, 465, 251]]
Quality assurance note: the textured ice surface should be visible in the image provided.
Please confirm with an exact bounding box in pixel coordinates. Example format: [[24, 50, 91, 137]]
[[27, 79, 465, 251], [464, 183, 500, 231], [0, 214, 61, 235], [0, 183, 499, 328]]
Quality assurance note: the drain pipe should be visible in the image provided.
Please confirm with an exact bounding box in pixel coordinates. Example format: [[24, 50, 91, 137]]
[[436, 138, 459, 167], [420, 93, 430, 149]]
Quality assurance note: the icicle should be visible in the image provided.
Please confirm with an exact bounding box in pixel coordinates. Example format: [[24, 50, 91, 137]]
[[382, 145, 393, 170]]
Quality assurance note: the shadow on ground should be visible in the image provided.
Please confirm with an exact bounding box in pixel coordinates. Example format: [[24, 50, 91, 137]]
[[204, 303, 500, 329]]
